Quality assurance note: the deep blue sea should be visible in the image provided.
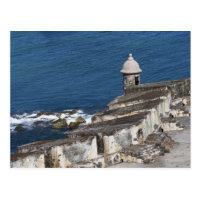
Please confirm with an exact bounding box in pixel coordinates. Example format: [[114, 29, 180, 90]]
[[11, 31, 190, 152]]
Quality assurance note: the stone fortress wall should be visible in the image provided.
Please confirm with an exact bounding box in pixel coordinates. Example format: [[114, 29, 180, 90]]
[[11, 78, 190, 168], [124, 78, 190, 98]]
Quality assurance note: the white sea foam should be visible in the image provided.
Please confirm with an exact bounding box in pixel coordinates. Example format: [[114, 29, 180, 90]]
[[10, 109, 93, 132]]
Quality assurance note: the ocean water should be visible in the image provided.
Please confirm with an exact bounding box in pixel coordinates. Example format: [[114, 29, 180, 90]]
[[11, 31, 190, 152]]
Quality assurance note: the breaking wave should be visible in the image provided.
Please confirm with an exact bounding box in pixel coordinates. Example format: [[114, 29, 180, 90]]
[[10, 109, 93, 132]]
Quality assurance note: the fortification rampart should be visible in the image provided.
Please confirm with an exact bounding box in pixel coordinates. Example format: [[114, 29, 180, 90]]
[[124, 78, 190, 99], [10, 78, 190, 168]]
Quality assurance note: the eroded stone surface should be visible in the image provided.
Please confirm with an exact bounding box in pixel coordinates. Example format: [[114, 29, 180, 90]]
[[13, 136, 98, 168], [11, 78, 190, 168], [44, 136, 98, 168], [92, 99, 163, 123], [161, 118, 184, 132], [124, 78, 190, 99], [110, 117, 190, 168], [11, 151, 45, 168], [145, 133, 174, 153], [107, 88, 170, 111], [120, 144, 161, 164], [69, 155, 105, 168]]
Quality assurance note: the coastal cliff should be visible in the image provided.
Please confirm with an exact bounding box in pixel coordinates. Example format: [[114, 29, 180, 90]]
[[10, 78, 190, 168]]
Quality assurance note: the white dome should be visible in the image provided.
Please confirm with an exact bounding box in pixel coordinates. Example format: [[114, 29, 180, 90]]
[[120, 53, 142, 74]]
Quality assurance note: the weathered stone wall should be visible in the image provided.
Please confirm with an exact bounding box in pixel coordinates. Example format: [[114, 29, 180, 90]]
[[94, 91, 171, 124], [107, 89, 171, 111], [124, 78, 190, 99], [11, 152, 45, 168], [68, 91, 171, 156], [44, 136, 98, 168], [10, 78, 190, 168], [11, 136, 98, 168]]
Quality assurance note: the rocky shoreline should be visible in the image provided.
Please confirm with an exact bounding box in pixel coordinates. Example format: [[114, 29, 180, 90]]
[[10, 78, 190, 168], [11, 109, 91, 132]]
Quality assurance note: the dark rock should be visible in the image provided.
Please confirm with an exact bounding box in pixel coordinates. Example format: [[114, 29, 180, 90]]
[[45, 112, 55, 116], [38, 126, 46, 129], [33, 121, 50, 128], [76, 117, 86, 124], [36, 111, 47, 117], [36, 111, 57, 117], [34, 121, 44, 125], [14, 125, 25, 131], [69, 109, 77, 115], [52, 119, 67, 129], [69, 117, 86, 130], [69, 122, 79, 130]]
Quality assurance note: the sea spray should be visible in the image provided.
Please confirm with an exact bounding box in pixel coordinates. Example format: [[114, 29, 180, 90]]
[[11, 109, 93, 132]]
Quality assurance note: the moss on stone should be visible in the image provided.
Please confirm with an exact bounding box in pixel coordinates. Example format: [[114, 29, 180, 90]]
[[52, 119, 67, 129], [76, 117, 86, 124], [69, 122, 80, 130], [69, 117, 86, 130]]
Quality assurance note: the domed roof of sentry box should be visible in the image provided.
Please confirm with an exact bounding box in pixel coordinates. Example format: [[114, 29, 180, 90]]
[[120, 53, 142, 74]]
